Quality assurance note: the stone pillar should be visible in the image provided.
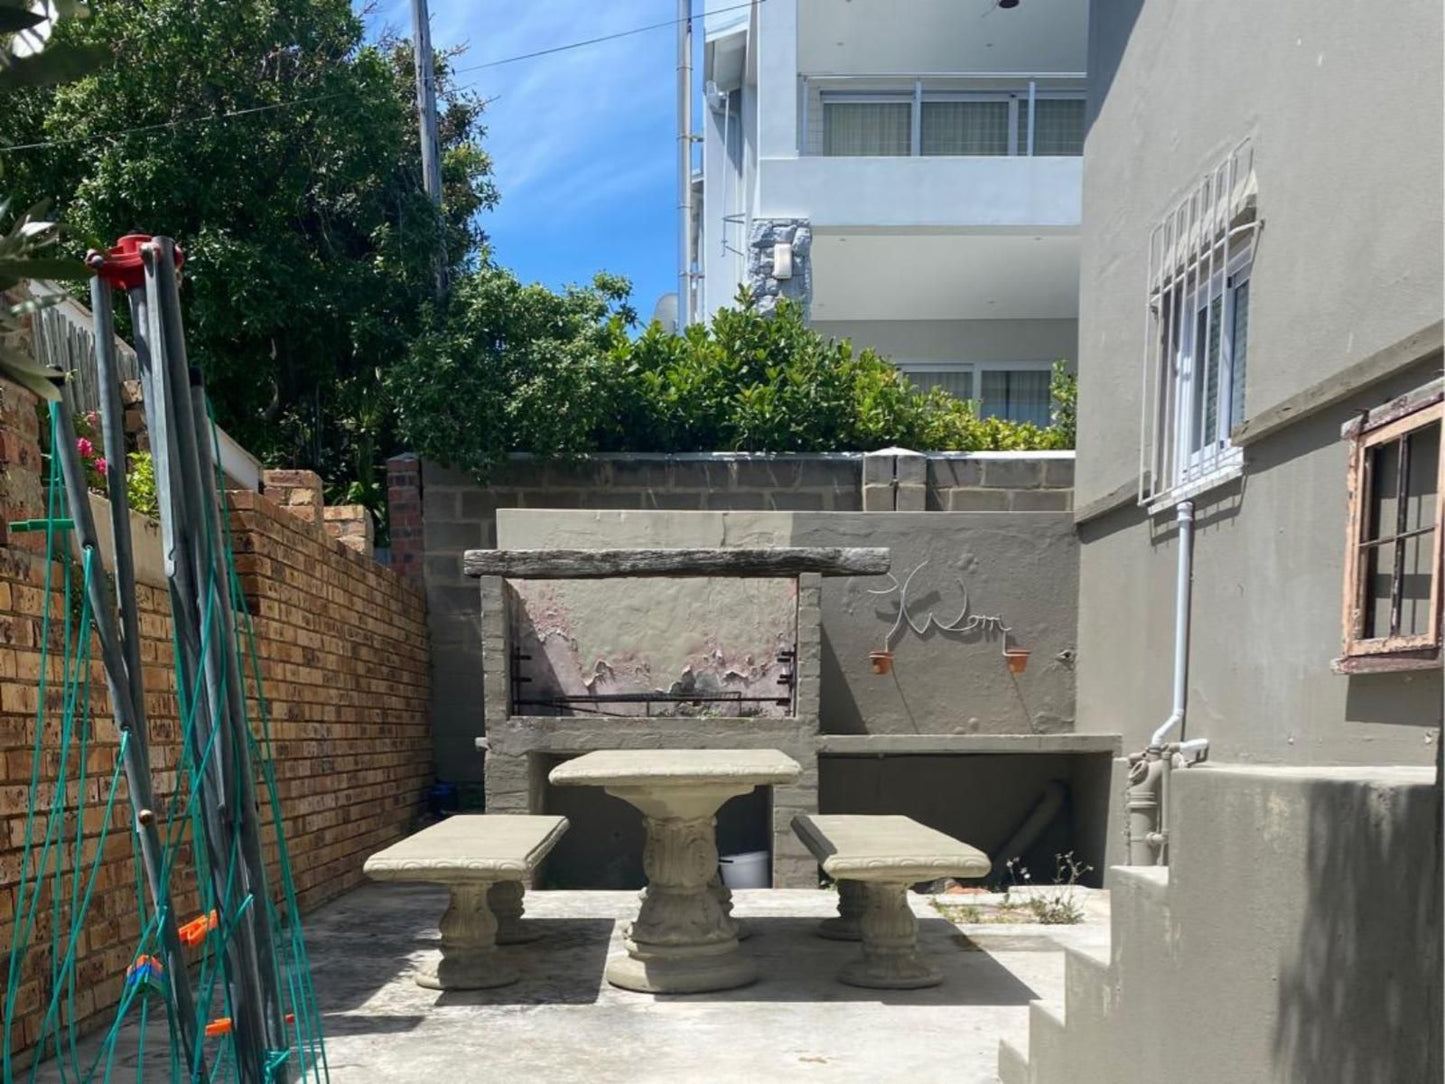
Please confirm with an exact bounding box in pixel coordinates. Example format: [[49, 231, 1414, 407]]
[[385, 453, 424, 583], [894, 450, 927, 511], [748, 218, 812, 316], [862, 448, 926, 511], [261, 468, 324, 531], [862, 450, 895, 511], [323, 504, 374, 557]]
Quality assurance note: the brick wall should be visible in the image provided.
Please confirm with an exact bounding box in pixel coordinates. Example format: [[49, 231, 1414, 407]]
[[0, 381, 430, 1061]]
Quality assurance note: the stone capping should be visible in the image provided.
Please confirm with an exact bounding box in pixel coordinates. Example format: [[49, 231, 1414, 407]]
[[548, 748, 802, 789], [792, 814, 992, 882], [463, 546, 891, 579], [363, 814, 570, 882], [816, 733, 1122, 756]]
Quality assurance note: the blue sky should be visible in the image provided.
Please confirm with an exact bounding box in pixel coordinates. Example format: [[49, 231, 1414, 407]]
[[365, 1, 684, 317]]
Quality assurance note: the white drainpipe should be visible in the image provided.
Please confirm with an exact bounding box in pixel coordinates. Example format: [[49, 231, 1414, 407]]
[[1127, 500, 1208, 865], [1151, 500, 1194, 748]]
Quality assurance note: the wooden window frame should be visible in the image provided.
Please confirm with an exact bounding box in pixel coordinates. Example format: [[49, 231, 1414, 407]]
[[1335, 393, 1444, 674]]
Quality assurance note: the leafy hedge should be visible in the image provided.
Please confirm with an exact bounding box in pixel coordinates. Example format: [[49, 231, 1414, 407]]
[[392, 270, 1074, 479]]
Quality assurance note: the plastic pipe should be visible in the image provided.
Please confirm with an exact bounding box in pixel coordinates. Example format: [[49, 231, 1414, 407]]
[[1150, 500, 1195, 747]]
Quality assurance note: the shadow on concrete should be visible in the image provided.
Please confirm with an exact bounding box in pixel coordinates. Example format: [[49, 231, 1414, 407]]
[[1270, 761, 1442, 1082], [668, 917, 1038, 1006], [431, 918, 617, 1007]]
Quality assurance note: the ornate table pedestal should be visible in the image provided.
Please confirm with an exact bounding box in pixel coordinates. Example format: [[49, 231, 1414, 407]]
[[606, 782, 759, 993], [549, 749, 802, 995]]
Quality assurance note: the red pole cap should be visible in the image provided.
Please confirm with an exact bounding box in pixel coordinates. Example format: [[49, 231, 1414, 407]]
[[91, 234, 185, 291]]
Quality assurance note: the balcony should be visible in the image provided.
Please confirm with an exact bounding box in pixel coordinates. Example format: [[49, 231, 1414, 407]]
[[758, 74, 1083, 230]]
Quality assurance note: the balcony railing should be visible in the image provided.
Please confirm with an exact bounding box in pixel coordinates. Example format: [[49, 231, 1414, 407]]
[[799, 72, 1086, 159]]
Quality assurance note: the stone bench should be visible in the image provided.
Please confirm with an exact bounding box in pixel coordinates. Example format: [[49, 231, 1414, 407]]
[[364, 814, 569, 990], [792, 814, 991, 989]]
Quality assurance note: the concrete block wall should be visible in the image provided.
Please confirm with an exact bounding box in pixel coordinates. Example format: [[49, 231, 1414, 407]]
[[387, 450, 1076, 784], [0, 381, 431, 1061]]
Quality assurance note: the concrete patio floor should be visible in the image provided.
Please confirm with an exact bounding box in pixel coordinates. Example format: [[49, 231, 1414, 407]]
[[27, 883, 1109, 1083], [310, 883, 1108, 1084]]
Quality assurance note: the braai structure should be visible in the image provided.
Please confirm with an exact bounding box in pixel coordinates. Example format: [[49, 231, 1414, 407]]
[[465, 546, 890, 888]]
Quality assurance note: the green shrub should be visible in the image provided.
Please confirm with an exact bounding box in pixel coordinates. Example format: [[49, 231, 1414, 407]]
[[393, 275, 1075, 479]]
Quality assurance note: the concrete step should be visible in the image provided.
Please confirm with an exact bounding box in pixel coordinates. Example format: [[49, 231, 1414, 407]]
[[996, 1037, 1029, 1084], [1023, 999, 1071, 1084]]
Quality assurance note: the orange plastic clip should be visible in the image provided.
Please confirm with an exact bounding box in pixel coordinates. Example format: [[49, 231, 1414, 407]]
[[205, 1012, 294, 1039], [178, 910, 219, 949]]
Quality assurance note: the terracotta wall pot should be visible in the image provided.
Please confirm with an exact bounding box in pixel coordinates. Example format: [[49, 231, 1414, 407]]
[[869, 650, 894, 675], [1004, 649, 1030, 674]]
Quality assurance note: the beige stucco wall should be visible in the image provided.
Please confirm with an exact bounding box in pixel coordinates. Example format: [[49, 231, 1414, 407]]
[[495, 509, 1080, 738], [1073, 0, 1444, 767], [1077, 0, 1444, 508]]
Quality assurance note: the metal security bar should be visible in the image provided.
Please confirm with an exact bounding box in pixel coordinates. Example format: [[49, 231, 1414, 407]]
[[1139, 138, 1261, 509]]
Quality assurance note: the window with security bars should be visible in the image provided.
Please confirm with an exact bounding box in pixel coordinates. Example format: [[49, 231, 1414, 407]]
[[1337, 397, 1443, 671], [816, 89, 1084, 158], [921, 100, 1011, 156], [1018, 98, 1085, 155], [823, 101, 912, 156], [1140, 140, 1258, 508]]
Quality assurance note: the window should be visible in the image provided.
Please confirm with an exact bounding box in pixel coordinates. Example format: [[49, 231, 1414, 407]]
[[822, 101, 911, 156], [899, 362, 1055, 426], [816, 86, 1084, 158], [1336, 393, 1443, 672], [980, 369, 1053, 428], [1017, 97, 1085, 155], [1140, 140, 1258, 509], [921, 100, 1011, 156]]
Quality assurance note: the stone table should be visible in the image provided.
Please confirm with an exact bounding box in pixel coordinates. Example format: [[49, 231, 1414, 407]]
[[549, 748, 802, 993]]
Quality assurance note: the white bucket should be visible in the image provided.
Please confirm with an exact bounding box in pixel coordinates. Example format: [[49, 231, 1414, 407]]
[[719, 850, 770, 890]]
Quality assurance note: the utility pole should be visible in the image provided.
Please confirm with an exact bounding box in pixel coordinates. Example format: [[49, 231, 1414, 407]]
[[411, 0, 447, 297], [676, 0, 693, 329]]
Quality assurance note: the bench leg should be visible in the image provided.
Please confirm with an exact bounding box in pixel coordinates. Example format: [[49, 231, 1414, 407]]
[[490, 880, 541, 945], [418, 882, 518, 991], [839, 881, 942, 990], [817, 878, 865, 941]]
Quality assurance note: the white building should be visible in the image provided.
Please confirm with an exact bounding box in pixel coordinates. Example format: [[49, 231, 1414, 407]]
[[694, 0, 1087, 426]]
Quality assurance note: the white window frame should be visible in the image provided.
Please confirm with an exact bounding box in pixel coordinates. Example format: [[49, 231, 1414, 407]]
[[817, 84, 1086, 159], [1140, 139, 1259, 512], [1171, 247, 1251, 482], [896, 359, 1056, 424]]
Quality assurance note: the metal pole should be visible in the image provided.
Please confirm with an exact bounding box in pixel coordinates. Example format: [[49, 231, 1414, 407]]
[[677, 0, 693, 328], [411, 0, 447, 298], [51, 402, 207, 1075], [188, 371, 292, 1082], [89, 270, 148, 761], [144, 239, 280, 1083]]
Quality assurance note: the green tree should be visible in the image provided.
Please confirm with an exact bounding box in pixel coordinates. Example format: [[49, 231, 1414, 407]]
[[395, 282, 1074, 479], [0, 0, 495, 511]]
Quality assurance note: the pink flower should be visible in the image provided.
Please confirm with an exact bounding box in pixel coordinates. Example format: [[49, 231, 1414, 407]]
[[76, 437, 94, 458], [94, 457, 108, 474], [85, 411, 99, 426]]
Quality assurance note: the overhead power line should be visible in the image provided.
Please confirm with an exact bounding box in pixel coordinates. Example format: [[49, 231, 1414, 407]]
[[0, 0, 765, 154], [451, 0, 763, 74], [0, 92, 352, 154]]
